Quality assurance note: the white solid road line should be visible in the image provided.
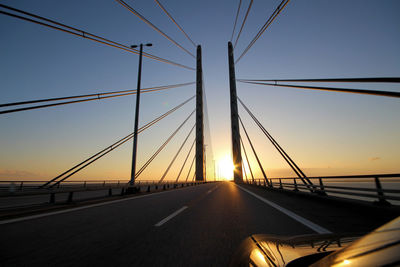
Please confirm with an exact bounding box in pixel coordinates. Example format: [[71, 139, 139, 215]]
[[0, 189, 185, 226], [236, 184, 332, 234], [154, 206, 188, 227]]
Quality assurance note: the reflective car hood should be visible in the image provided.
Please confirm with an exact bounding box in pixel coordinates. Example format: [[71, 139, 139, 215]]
[[230, 217, 400, 267], [230, 233, 359, 266], [312, 217, 400, 267]]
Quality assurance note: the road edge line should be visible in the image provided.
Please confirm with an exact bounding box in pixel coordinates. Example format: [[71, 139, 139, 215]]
[[236, 184, 332, 234]]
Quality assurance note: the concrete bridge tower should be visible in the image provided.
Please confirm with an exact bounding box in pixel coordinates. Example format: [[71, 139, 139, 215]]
[[228, 42, 243, 183]]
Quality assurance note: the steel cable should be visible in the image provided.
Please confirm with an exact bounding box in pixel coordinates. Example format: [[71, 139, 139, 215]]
[[158, 124, 195, 183], [175, 139, 195, 182], [154, 0, 196, 47], [202, 76, 215, 180], [237, 97, 314, 189], [0, 82, 194, 108], [239, 116, 269, 185], [235, 0, 290, 64], [242, 153, 249, 183], [42, 95, 194, 187], [185, 155, 196, 182], [135, 110, 195, 179], [0, 82, 195, 114], [238, 97, 304, 179], [0, 4, 194, 70], [238, 77, 400, 83], [240, 136, 255, 183], [115, 0, 195, 58], [233, 0, 253, 49], [237, 80, 400, 99], [191, 169, 196, 182], [50, 97, 194, 187], [230, 0, 242, 42]]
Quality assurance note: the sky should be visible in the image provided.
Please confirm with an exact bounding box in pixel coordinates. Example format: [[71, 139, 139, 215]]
[[0, 0, 399, 182]]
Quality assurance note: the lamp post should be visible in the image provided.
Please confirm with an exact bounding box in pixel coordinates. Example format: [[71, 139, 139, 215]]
[[213, 160, 216, 181], [129, 43, 152, 187], [204, 144, 207, 182]]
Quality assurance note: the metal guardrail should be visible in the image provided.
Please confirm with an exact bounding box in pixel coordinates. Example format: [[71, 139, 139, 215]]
[[246, 174, 400, 206], [0, 180, 210, 207], [0, 180, 129, 193]]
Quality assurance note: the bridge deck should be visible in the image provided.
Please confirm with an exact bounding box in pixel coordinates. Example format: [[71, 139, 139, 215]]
[[1, 182, 398, 266]]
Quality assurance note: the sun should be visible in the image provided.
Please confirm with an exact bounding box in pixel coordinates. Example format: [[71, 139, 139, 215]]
[[217, 155, 234, 181]]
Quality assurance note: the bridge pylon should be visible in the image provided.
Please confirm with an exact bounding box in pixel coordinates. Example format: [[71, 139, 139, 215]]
[[228, 42, 243, 183], [195, 45, 204, 181]]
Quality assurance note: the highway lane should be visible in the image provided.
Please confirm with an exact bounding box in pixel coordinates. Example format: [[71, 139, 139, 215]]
[[1, 182, 322, 266], [239, 183, 400, 234], [130, 182, 316, 266]]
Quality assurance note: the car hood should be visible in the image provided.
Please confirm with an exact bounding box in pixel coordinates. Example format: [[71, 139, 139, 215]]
[[230, 217, 400, 266], [311, 216, 400, 267], [230, 233, 360, 266]]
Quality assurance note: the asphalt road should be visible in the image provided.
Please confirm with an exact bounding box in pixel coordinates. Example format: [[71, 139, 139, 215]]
[[1, 182, 397, 266]]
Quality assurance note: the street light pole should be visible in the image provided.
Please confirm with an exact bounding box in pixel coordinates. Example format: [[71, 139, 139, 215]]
[[213, 160, 216, 181], [204, 144, 207, 182], [129, 43, 152, 187]]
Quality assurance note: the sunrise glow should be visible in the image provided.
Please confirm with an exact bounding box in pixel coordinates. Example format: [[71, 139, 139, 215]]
[[217, 155, 234, 180]]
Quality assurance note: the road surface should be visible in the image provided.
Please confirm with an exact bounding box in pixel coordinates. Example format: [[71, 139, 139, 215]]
[[0, 182, 397, 266]]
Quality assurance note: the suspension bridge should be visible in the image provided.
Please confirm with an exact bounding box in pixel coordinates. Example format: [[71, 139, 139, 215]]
[[1, 1, 399, 266]]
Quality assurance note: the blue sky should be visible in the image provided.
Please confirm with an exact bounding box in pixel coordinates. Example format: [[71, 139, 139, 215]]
[[1, 0, 399, 181]]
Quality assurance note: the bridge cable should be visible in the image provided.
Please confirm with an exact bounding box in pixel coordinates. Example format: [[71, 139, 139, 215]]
[[238, 77, 400, 83], [237, 97, 315, 190], [0, 4, 194, 70], [239, 115, 270, 185], [49, 97, 194, 188], [185, 154, 196, 182], [0, 82, 194, 108], [230, 0, 242, 42], [154, 0, 196, 47], [135, 110, 195, 179], [115, 0, 195, 58], [236, 79, 400, 98], [1, 91, 138, 115], [47, 97, 194, 188], [233, 0, 253, 49], [238, 97, 308, 182], [175, 139, 195, 182], [185, 155, 196, 182], [0, 82, 195, 115], [235, 0, 290, 64], [202, 74, 215, 180], [240, 135, 255, 183], [158, 124, 196, 183], [49, 132, 135, 188], [238, 97, 314, 189], [42, 95, 194, 188], [242, 153, 249, 183]]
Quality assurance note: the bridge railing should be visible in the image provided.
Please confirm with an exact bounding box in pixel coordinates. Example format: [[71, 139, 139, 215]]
[[246, 174, 400, 205], [0, 180, 210, 209], [0, 180, 126, 191], [0, 179, 207, 195]]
